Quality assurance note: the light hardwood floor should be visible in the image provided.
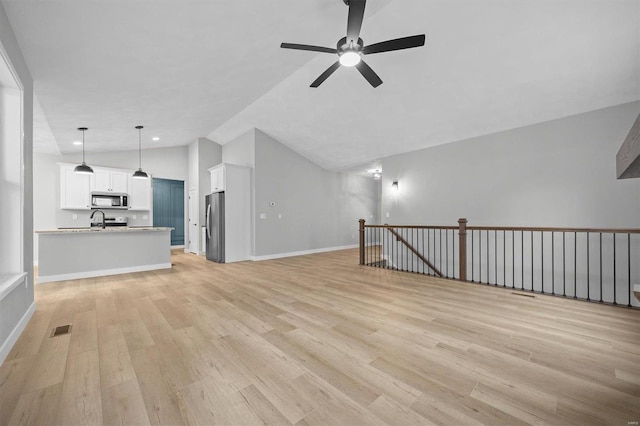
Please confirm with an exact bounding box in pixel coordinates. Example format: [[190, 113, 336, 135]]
[[1, 248, 639, 425]]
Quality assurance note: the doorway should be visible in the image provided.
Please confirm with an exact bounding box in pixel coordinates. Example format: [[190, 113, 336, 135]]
[[152, 178, 184, 246], [188, 188, 199, 254]]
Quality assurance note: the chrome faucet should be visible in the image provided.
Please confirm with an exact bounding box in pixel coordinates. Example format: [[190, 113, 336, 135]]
[[90, 209, 106, 229]]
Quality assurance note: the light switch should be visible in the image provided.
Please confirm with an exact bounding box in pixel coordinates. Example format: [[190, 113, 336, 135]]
[[259, 213, 267, 219], [386, 212, 390, 218]]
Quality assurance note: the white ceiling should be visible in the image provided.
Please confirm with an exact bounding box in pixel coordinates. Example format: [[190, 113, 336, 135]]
[[3, 0, 639, 171]]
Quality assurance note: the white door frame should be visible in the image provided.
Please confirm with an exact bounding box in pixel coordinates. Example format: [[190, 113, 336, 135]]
[[188, 188, 199, 254]]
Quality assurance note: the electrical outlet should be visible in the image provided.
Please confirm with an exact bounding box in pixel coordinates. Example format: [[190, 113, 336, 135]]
[[133, 215, 137, 220], [386, 212, 390, 218], [143, 215, 148, 220], [72, 214, 77, 220], [278, 213, 282, 219]]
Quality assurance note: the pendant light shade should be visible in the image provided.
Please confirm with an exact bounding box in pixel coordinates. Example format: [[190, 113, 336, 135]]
[[133, 125, 148, 179], [74, 127, 93, 174]]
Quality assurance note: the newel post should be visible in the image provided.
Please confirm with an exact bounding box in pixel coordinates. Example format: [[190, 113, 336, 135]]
[[458, 218, 468, 281], [359, 219, 366, 265]]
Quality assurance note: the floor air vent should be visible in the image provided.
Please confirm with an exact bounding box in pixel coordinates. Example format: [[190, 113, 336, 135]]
[[50, 324, 72, 337]]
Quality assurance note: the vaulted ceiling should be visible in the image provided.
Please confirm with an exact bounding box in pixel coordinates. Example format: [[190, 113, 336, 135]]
[[3, 0, 639, 170]]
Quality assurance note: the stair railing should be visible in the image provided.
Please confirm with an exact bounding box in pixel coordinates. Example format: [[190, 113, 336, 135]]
[[359, 218, 640, 308]]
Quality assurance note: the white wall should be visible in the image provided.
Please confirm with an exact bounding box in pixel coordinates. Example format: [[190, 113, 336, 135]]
[[222, 128, 255, 167], [33, 145, 189, 260], [381, 102, 640, 228], [254, 129, 380, 257], [0, 1, 34, 363]]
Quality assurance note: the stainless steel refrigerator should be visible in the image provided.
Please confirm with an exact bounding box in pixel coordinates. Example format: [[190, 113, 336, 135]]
[[205, 192, 225, 263]]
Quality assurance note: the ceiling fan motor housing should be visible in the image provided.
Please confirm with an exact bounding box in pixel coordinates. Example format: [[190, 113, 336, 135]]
[[338, 37, 363, 54]]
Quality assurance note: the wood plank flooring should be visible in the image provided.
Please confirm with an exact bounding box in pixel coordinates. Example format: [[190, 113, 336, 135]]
[[2, 248, 639, 425]]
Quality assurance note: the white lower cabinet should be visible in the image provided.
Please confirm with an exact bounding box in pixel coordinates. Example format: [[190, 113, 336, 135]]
[[59, 164, 91, 210]]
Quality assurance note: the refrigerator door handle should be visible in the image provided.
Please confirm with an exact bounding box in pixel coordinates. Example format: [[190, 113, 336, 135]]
[[206, 203, 211, 239]]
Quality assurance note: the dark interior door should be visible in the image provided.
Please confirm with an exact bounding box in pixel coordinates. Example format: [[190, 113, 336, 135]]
[[152, 178, 184, 246]]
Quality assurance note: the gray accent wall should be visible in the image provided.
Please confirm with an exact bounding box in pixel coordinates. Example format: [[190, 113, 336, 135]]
[[380, 102, 640, 228], [253, 129, 379, 257], [0, 1, 34, 362]]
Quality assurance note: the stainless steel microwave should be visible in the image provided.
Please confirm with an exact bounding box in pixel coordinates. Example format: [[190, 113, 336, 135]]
[[91, 192, 129, 209]]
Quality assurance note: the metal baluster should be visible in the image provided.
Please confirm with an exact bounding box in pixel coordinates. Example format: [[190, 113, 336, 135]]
[[541, 231, 545, 294], [503, 230, 506, 287], [562, 232, 566, 297], [471, 230, 475, 282], [628, 233, 631, 307], [446, 229, 449, 278], [439, 229, 443, 276], [599, 232, 603, 303], [512, 230, 515, 288], [521, 230, 524, 290], [494, 230, 498, 286], [479, 230, 482, 284], [551, 231, 555, 295], [531, 231, 534, 292], [486, 230, 490, 284], [587, 231, 590, 301], [613, 233, 616, 305], [574, 232, 577, 299]]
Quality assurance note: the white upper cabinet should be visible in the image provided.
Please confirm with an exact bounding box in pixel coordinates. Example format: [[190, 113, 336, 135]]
[[129, 174, 152, 211], [91, 167, 129, 193], [59, 163, 91, 210], [210, 164, 226, 192]]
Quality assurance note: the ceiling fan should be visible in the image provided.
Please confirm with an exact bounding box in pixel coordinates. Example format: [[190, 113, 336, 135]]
[[280, 0, 425, 88]]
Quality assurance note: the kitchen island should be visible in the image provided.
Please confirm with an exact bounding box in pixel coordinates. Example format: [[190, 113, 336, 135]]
[[36, 227, 173, 283]]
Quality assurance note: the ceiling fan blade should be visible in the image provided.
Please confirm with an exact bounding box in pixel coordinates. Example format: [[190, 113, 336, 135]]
[[355, 59, 382, 88], [280, 43, 338, 54], [346, 0, 366, 44], [310, 61, 341, 88], [362, 34, 426, 55]]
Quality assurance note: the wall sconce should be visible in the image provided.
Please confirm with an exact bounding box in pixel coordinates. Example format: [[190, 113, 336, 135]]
[[392, 181, 399, 190]]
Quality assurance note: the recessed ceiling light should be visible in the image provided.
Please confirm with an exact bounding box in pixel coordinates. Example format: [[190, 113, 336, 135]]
[[73, 141, 82, 146], [152, 137, 160, 141]]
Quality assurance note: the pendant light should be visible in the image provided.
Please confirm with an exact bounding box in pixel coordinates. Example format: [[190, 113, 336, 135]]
[[132, 125, 148, 179], [74, 127, 93, 174]]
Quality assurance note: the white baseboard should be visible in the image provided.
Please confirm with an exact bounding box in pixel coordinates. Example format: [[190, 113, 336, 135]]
[[251, 244, 358, 262], [0, 301, 35, 365], [37, 263, 172, 284], [171, 245, 185, 249]]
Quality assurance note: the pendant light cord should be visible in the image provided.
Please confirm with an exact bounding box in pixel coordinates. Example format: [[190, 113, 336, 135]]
[[138, 128, 142, 170]]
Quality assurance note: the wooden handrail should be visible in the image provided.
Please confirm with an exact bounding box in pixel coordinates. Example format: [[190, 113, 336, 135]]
[[365, 224, 458, 230], [386, 226, 443, 277], [365, 224, 640, 234]]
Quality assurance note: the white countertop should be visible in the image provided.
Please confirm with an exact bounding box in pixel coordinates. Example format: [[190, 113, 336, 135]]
[[36, 226, 174, 234]]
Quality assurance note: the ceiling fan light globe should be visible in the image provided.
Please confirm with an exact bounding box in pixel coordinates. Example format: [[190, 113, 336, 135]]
[[339, 51, 361, 67]]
